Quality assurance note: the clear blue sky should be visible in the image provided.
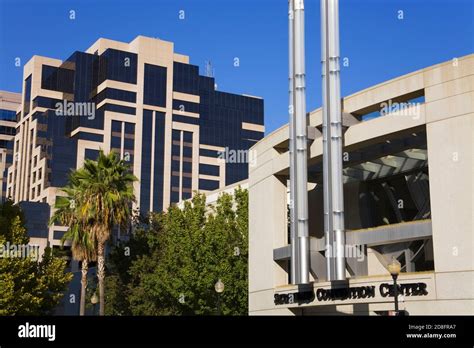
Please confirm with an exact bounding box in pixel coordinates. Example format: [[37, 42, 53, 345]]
[[0, 0, 473, 133]]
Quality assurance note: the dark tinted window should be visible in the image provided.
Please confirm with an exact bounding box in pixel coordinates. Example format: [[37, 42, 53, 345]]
[[84, 149, 100, 161], [144, 64, 167, 107], [76, 132, 103, 143], [0, 109, 16, 121], [172, 129, 180, 140], [0, 126, 15, 136], [172, 144, 180, 156], [95, 88, 136, 104], [199, 164, 220, 176], [111, 120, 122, 132], [32, 96, 63, 110], [171, 175, 179, 187], [140, 110, 153, 213], [182, 161, 192, 173], [173, 114, 199, 125], [173, 99, 199, 113], [182, 177, 192, 189], [124, 138, 134, 150], [183, 131, 193, 143], [102, 104, 136, 115], [199, 179, 219, 191], [182, 146, 193, 158], [173, 62, 199, 95], [124, 122, 135, 134], [152, 112, 166, 212], [98, 49, 137, 84], [41, 65, 74, 93], [171, 160, 180, 171], [111, 136, 121, 149], [170, 191, 180, 204], [199, 148, 220, 158], [23, 75, 32, 116]]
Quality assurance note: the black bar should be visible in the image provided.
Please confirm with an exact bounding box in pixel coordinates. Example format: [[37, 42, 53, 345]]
[[0, 315, 472, 346]]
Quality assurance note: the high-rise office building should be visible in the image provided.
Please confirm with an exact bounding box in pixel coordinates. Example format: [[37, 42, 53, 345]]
[[7, 35, 264, 248], [0, 91, 21, 202]]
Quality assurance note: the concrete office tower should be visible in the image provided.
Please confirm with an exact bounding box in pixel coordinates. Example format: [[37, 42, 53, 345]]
[[249, 55, 474, 315], [7, 36, 264, 251], [0, 91, 21, 202]]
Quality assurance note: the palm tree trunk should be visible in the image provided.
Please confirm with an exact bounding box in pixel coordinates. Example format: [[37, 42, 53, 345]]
[[97, 242, 105, 316], [79, 260, 88, 316]]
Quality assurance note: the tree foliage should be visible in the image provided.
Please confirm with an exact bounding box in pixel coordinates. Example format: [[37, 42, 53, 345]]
[[51, 169, 97, 316], [105, 188, 249, 315], [68, 150, 137, 315], [0, 204, 72, 315], [0, 199, 25, 242]]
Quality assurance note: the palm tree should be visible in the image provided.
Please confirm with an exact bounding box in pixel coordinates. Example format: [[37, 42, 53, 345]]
[[50, 177, 96, 316], [73, 151, 137, 315]]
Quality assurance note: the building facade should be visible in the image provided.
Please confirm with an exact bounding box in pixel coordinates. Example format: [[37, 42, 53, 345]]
[[6, 35, 264, 250], [249, 55, 473, 315], [0, 91, 21, 202]]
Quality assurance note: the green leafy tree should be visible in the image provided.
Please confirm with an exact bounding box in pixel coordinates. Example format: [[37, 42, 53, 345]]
[[0, 210, 72, 315], [0, 199, 25, 241], [105, 224, 153, 315], [107, 188, 249, 315], [207, 187, 248, 314]]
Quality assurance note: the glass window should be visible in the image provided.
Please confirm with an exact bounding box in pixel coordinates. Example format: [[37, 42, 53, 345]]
[[124, 122, 135, 135], [199, 179, 220, 191], [111, 120, 122, 132], [41, 65, 74, 93], [98, 49, 137, 85], [139, 110, 153, 214], [23, 75, 32, 116], [199, 164, 220, 176], [153, 112, 166, 212], [0, 109, 16, 121], [96, 88, 136, 104], [143, 64, 167, 107]]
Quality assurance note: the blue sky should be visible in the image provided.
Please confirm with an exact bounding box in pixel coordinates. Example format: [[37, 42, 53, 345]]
[[0, 0, 473, 133]]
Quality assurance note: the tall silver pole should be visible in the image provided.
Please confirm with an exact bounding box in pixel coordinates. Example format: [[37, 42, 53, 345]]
[[288, 0, 298, 284], [321, 0, 346, 281], [321, 0, 335, 281], [293, 0, 310, 284]]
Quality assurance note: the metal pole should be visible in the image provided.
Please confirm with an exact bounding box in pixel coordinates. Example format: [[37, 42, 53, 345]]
[[392, 274, 399, 312], [288, 0, 298, 284], [293, 0, 309, 284], [328, 0, 346, 281], [321, 0, 346, 281], [217, 294, 221, 315], [321, 0, 335, 281]]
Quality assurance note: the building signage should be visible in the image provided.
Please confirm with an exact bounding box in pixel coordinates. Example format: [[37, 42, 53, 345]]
[[274, 282, 428, 305], [317, 286, 376, 301], [274, 291, 315, 305], [379, 282, 428, 297]]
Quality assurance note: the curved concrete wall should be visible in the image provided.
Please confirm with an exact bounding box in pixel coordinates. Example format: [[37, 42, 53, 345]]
[[249, 54, 474, 315]]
